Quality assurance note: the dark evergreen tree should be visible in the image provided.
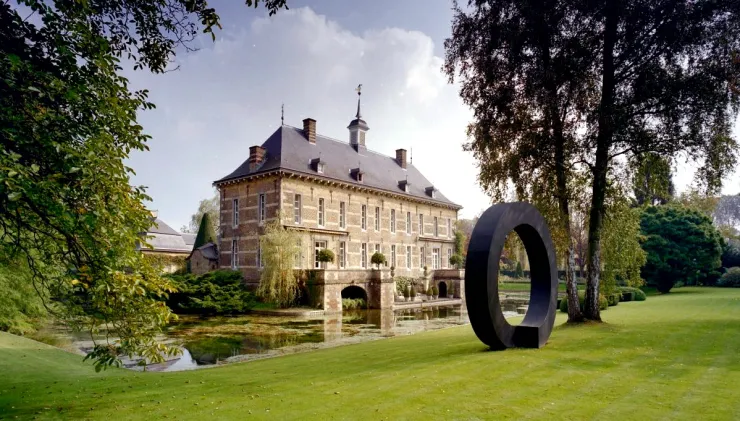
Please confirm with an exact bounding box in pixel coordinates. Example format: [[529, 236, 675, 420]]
[[640, 205, 723, 293], [193, 213, 218, 250]]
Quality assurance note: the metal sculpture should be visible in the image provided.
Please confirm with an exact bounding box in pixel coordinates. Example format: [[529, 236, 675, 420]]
[[465, 202, 558, 349]]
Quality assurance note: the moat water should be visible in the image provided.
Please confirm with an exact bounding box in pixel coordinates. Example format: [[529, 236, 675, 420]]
[[49, 298, 529, 372]]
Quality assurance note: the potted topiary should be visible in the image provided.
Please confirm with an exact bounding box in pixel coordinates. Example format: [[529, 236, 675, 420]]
[[410, 286, 417, 302], [371, 252, 386, 269], [426, 286, 434, 300], [317, 249, 335, 269], [449, 254, 464, 269], [448, 283, 455, 299], [432, 285, 439, 300], [403, 288, 410, 302]]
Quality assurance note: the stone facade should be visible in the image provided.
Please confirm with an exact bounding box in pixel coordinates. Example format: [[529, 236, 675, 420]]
[[216, 172, 461, 310], [189, 248, 218, 275]]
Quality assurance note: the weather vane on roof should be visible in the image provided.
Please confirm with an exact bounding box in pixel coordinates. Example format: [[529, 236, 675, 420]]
[[355, 84, 363, 119], [281, 103, 284, 125]]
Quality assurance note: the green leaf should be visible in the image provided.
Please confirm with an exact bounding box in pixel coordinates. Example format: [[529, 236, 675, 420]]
[[8, 192, 22, 201], [30, 164, 40, 173]]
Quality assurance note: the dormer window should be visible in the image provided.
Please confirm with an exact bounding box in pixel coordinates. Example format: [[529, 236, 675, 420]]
[[399, 180, 411, 193], [350, 168, 364, 183], [311, 158, 326, 174], [425, 186, 437, 199]]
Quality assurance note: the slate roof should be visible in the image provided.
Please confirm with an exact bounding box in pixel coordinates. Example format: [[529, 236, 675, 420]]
[[142, 218, 191, 254], [192, 242, 218, 261], [214, 125, 461, 209]]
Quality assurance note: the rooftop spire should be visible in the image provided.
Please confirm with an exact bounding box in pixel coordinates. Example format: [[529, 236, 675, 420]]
[[355, 84, 363, 119], [281, 103, 284, 125]]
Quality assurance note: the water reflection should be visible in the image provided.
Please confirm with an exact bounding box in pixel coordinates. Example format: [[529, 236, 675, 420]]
[[165, 304, 472, 370]]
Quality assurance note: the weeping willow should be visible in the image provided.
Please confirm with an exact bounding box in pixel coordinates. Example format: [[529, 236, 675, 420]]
[[257, 214, 300, 308]]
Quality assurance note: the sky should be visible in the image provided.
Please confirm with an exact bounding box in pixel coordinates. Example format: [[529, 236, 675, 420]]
[[117, 0, 740, 231]]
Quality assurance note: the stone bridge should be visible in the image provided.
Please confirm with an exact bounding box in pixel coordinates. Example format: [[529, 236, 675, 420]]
[[308, 269, 466, 313]]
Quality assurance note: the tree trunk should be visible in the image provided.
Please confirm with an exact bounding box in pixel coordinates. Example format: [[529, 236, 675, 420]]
[[585, 1, 619, 321], [539, 16, 583, 323]]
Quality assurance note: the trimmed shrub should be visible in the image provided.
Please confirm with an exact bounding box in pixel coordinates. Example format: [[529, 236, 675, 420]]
[[317, 249, 335, 263], [432, 286, 439, 296], [620, 291, 634, 302], [619, 286, 647, 301], [166, 270, 255, 315], [515, 262, 524, 278], [371, 252, 386, 268], [607, 293, 620, 307], [718, 267, 740, 287], [410, 287, 417, 298], [426, 286, 434, 296], [558, 292, 608, 313]]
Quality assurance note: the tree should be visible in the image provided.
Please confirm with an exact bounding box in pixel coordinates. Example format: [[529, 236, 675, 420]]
[[446, 0, 740, 321], [455, 217, 477, 256], [601, 196, 646, 294], [1, 0, 288, 368], [721, 240, 740, 268], [444, 0, 594, 322], [632, 154, 674, 206], [371, 252, 386, 269], [640, 205, 723, 293], [192, 213, 217, 250], [188, 192, 219, 234], [581, 0, 740, 319], [258, 216, 300, 308]]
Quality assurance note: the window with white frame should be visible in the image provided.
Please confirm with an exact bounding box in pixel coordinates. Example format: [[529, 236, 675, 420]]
[[406, 212, 411, 234], [447, 248, 452, 269], [375, 206, 380, 231], [447, 218, 452, 238], [318, 198, 325, 227], [432, 248, 440, 269], [231, 239, 238, 269], [339, 201, 346, 229], [233, 198, 239, 227], [434, 216, 438, 237], [294, 194, 301, 224], [339, 241, 346, 268], [361, 205, 367, 230], [420, 246, 426, 268], [361, 243, 368, 268], [406, 245, 412, 268], [314, 241, 326, 269], [390, 209, 396, 233], [375, 243, 380, 255], [258, 193, 266, 223], [419, 214, 424, 235], [391, 245, 396, 268]]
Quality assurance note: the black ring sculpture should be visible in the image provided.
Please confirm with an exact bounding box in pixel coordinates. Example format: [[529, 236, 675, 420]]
[[465, 202, 558, 349]]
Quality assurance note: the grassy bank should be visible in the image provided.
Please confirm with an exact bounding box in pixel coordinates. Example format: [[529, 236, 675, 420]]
[[1, 287, 739, 420]]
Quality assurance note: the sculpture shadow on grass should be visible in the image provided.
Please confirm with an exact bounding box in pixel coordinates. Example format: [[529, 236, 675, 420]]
[[465, 202, 558, 350]]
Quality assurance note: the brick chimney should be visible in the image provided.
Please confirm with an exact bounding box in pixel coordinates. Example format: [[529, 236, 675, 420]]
[[303, 118, 316, 144], [248, 146, 266, 172], [395, 149, 407, 169]]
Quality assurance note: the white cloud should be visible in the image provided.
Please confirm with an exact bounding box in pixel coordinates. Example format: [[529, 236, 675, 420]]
[[125, 6, 491, 229]]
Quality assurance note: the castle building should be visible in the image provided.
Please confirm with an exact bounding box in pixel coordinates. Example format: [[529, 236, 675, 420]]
[[213, 91, 462, 311]]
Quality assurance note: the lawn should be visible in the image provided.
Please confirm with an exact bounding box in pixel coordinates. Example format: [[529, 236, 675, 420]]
[[1, 287, 739, 420]]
